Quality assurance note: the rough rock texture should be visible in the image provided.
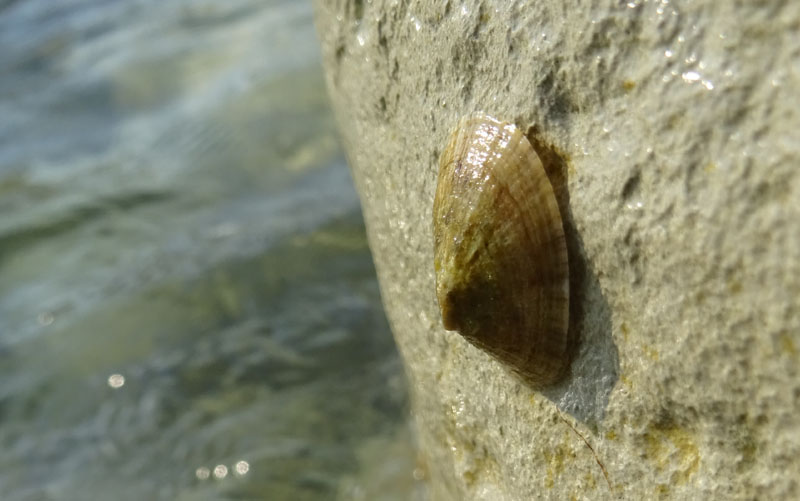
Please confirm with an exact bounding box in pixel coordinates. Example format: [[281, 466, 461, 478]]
[[313, 1, 800, 499]]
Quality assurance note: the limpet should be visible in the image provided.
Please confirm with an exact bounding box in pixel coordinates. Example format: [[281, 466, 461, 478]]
[[432, 112, 570, 387]]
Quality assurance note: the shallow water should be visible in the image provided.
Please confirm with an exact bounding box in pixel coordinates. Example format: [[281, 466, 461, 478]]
[[0, 1, 421, 499]]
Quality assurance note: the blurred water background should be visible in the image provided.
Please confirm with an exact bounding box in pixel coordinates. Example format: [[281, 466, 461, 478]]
[[0, 0, 423, 499]]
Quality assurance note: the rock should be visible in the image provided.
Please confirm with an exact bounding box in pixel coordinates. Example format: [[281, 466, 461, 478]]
[[313, 1, 800, 499]]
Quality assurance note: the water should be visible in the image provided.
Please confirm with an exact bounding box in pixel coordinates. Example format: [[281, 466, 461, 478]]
[[0, 1, 422, 499]]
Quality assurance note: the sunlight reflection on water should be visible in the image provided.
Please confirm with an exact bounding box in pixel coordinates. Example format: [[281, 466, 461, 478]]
[[0, 1, 423, 499]]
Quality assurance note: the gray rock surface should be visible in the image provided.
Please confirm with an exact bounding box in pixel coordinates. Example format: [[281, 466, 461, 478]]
[[313, 1, 800, 499]]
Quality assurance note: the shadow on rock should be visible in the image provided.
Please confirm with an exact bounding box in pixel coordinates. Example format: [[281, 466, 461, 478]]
[[528, 127, 619, 425]]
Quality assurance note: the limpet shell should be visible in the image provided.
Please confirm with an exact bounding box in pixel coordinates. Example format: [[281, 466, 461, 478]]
[[432, 112, 570, 387]]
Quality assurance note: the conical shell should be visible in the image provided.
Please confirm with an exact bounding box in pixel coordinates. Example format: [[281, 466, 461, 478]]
[[433, 113, 570, 386]]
